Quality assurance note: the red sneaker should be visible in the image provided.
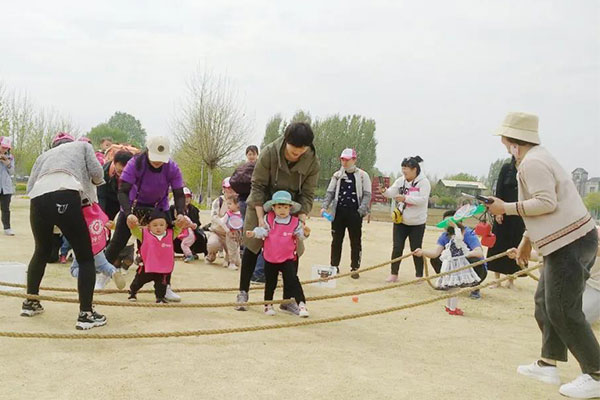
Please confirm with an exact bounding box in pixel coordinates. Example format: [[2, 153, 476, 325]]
[[59, 255, 67, 264], [444, 306, 450, 313], [448, 308, 464, 316]]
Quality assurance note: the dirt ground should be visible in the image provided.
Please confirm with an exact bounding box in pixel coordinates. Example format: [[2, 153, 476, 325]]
[[0, 197, 597, 400]]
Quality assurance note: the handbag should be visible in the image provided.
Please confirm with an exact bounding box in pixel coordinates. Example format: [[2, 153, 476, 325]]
[[390, 179, 420, 225]]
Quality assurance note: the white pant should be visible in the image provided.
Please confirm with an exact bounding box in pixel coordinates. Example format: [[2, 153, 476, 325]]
[[583, 284, 600, 324]]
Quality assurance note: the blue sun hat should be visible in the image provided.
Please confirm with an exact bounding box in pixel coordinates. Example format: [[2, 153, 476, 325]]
[[263, 191, 301, 214]]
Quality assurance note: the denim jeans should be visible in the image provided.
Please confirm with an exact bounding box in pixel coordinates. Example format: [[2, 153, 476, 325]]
[[252, 251, 265, 280], [60, 236, 71, 256], [71, 251, 116, 278], [534, 228, 599, 374]]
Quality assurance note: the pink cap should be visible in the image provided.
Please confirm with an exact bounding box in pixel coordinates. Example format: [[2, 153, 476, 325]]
[[0, 136, 11, 149], [340, 148, 357, 160], [52, 132, 75, 146], [222, 177, 231, 188]]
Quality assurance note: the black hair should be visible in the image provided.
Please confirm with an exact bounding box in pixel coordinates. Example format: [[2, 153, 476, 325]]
[[113, 150, 133, 166], [148, 209, 171, 226], [442, 209, 464, 235], [246, 145, 259, 155], [504, 136, 538, 147], [134, 149, 150, 171], [100, 137, 113, 144], [283, 122, 316, 153], [51, 138, 73, 148], [401, 155, 423, 175]]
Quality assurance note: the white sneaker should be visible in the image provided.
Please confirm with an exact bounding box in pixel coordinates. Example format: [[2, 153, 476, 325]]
[[165, 285, 181, 302], [559, 374, 600, 399], [298, 302, 309, 318], [228, 263, 239, 271], [94, 273, 111, 290], [517, 361, 561, 385], [264, 304, 276, 316], [4, 229, 15, 236], [222, 260, 229, 268]]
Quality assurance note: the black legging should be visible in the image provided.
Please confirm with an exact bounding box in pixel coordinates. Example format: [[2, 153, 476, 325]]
[[391, 223, 426, 277], [28, 190, 96, 311], [0, 192, 11, 229], [105, 212, 131, 264], [264, 259, 306, 303], [239, 248, 299, 301]]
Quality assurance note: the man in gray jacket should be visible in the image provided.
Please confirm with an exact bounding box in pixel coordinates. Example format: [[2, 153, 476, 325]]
[[321, 149, 372, 279]]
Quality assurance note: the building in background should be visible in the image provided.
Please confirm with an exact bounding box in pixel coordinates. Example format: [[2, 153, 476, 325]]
[[572, 168, 600, 197]]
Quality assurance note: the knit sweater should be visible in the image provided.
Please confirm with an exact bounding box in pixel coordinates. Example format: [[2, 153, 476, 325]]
[[27, 141, 105, 202], [504, 145, 595, 256], [383, 173, 431, 225], [322, 167, 372, 218]]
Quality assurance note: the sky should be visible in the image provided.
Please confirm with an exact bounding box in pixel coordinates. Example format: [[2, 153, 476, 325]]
[[1, 0, 599, 180]]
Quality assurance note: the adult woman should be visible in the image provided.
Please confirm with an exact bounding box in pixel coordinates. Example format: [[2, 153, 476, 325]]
[[205, 177, 238, 263], [98, 150, 134, 220], [321, 148, 372, 279], [381, 156, 431, 282], [487, 112, 599, 398], [0, 136, 15, 236], [235, 122, 320, 313], [23, 132, 106, 330], [104, 136, 186, 302], [486, 156, 525, 288]]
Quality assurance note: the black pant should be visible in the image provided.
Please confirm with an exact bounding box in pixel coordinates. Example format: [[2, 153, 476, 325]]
[[264, 259, 306, 304], [105, 212, 131, 264], [28, 190, 95, 311], [391, 223, 426, 277], [330, 207, 362, 270], [239, 247, 295, 300], [0, 192, 11, 229], [534, 228, 599, 374], [129, 265, 169, 299]]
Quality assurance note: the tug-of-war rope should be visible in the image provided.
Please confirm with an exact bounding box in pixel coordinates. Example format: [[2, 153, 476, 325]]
[[0, 252, 513, 308], [0, 254, 542, 340]]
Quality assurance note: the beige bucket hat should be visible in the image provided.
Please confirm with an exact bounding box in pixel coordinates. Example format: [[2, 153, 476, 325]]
[[494, 112, 540, 145]]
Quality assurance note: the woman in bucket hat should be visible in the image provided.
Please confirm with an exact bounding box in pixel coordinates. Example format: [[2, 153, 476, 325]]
[[235, 122, 320, 313], [487, 112, 599, 399], [0, 136, 15, 235], [321, 148, 372, 279], [247, 190, 310, 317]]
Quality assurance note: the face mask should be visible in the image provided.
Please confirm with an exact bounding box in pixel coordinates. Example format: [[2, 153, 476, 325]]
[[509, 144, 520, 158]]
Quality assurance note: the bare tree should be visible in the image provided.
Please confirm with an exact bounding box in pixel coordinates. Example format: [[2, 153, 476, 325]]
[[173, 69, 249, 204]]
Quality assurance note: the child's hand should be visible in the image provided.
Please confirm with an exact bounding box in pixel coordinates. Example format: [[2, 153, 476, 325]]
[[394, 195, 406, 203], [246, 230, 255, 238], [105, 220, 115, 230], [303, 225, 311, 237], [191, 223, 198, 230], [126, 214, 139, 229], [413, 248, 423, 257], [448, 220, 458, 228]]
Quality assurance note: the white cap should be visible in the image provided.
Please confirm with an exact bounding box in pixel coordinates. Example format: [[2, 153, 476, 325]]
[[340, 148, 357, 160], [1, 136, 12, 149], [183, 187, 192, 196], [147, 136, 171, 163]]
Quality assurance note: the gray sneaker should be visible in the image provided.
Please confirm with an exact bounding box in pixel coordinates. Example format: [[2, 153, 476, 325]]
[[4, 229, 15, 236], [235, 291, 248, 311], [279, 301, 300, 315]]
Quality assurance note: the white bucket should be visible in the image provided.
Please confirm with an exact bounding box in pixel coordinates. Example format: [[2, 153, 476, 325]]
[[311, 265, 337, 289], [0, 262, 27, 291]]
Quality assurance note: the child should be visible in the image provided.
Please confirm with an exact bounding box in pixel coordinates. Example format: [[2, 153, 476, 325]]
[[70, 202, 126, 290], [246, 191, 310, 318], [174, 188, 199, 263], [126, 210, 184, 303], [215, 196, 244, 270], [414, 216, 483, 316]]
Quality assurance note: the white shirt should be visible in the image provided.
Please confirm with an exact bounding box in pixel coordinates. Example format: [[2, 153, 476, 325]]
[[28, 172, 85, 200]]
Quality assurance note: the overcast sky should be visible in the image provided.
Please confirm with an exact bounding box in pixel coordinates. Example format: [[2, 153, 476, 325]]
[[1, 1, 598, 179]]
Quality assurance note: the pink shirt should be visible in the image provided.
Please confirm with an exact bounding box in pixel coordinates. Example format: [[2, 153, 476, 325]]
[[263, 212, 300, 263], [141, 229, 175, 274]]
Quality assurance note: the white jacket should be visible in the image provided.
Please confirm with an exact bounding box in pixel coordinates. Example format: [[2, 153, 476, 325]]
[[383, 172, 431, 225]]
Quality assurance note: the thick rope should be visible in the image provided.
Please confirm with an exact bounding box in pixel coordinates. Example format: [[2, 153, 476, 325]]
[[0, 264, 540, 339], [0, 252, 510, 307], [0, 253, 416, 294]]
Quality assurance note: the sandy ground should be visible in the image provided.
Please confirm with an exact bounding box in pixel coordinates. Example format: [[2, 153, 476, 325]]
[[0, 197, 598, 400]]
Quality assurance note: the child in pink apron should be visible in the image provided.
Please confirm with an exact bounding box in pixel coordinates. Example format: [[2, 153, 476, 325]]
[[126, 209, 183, 303], [246, 191, 311, 317], [70, 202, 126, 290]]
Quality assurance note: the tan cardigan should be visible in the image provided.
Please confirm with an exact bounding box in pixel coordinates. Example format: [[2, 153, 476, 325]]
[[504, 146, 595, 256]]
